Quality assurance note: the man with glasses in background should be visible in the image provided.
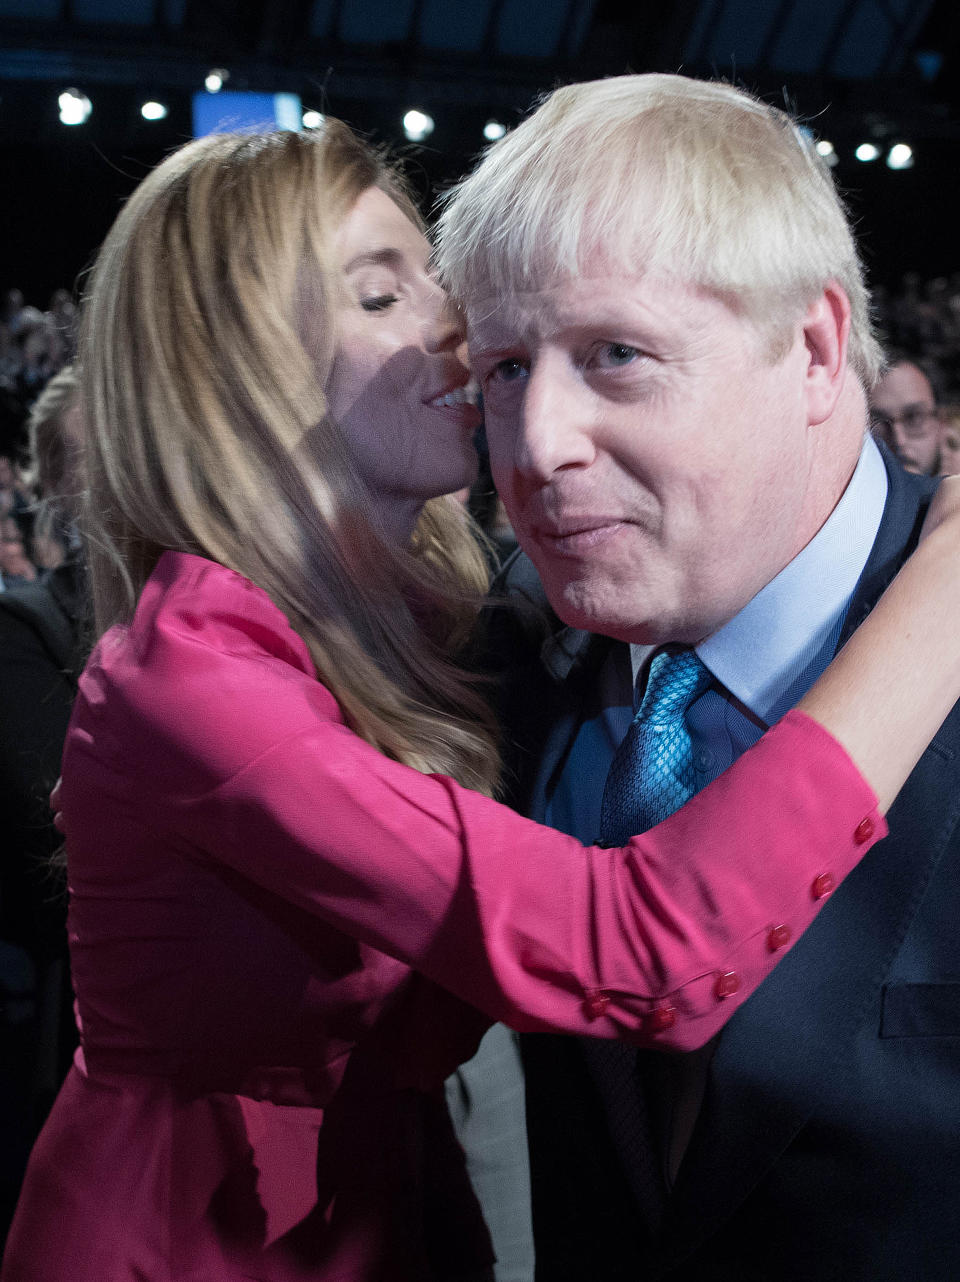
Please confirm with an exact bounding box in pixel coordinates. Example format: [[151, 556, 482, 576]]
[[870, 355, 943, 474]]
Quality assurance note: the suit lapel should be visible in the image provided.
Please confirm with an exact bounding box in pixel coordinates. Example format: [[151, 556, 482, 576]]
[[657, 456, 959, 1267], [511, 625, 617, 823]]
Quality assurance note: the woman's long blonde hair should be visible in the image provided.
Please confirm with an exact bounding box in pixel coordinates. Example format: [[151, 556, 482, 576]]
[[80, 124, 499, 794]]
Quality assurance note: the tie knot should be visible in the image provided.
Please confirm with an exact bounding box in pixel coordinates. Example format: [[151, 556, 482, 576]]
[[636, 648, 712, 727]]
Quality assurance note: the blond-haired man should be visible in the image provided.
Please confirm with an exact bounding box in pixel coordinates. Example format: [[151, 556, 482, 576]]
[[438, 75, 960, 1280]]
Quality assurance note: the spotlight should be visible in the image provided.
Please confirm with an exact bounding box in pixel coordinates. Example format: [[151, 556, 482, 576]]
[[815, 139, 838, 167], [886, 142, 914, 170], [402, 109, 434, 142], [854, 142, 880, 163], [483, 119, 506, 142], [205, 68, 229, 94], [302, 110, 324, 129], [58, 88, 92, 126], [141, 101, 168, 121]]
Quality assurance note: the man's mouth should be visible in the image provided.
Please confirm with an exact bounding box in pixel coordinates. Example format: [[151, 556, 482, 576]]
[[533, 518, 627, 554]]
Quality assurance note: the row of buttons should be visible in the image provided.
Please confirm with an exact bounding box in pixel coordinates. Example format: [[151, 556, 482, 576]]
[[579, 826, 877, 1028]]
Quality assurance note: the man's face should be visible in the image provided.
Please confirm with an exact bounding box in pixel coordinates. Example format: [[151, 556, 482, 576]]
[[469, 271, 832, 644], [869, 362, 940, 475]]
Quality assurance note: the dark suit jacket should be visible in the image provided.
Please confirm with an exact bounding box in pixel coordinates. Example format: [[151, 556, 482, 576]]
[[493, 453, 960, 1281]]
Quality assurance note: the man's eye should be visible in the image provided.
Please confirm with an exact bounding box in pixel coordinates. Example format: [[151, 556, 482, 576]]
[[360, 294, 399, 313], [595, 342, 639, 368], [902, 408, 933, 433], [491, 358, 528, 383]]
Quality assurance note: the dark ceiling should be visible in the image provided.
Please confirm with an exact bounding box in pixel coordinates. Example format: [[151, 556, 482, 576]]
[[2, 0, 960, 300], [3, 0, 959, 143]]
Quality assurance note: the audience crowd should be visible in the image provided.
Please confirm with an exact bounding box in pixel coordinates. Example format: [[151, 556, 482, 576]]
[[1, 287, 78, 590], [875, 272, 960, 392]]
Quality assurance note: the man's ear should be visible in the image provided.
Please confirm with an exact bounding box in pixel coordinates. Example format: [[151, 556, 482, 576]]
[[803, 282, 850, 426]]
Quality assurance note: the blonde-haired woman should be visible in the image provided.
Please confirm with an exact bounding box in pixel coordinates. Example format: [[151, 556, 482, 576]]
[[4, 123, 960, 1282]]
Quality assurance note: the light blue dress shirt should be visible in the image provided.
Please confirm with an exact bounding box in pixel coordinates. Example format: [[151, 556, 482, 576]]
[[545, 435, 888, 843]]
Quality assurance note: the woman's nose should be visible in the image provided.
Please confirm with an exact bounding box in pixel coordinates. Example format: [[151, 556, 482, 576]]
[[424, 290, 466, 353]]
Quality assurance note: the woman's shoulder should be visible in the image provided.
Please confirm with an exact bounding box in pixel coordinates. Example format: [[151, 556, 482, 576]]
[[71, 552, 345, 791], [138, 551, 317, 676]]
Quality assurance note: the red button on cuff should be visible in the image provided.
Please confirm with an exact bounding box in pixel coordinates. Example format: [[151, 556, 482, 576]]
[[583, 992, 610, 1019], [647, 1006, 677, 1033], [767, 924, 792, 952], [811, 872, 835, 900], [854, 816, 875, 845], [714, 971, 740, 1000]]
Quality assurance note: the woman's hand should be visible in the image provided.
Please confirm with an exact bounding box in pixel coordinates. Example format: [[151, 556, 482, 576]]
[[920, 475, 960, 540]]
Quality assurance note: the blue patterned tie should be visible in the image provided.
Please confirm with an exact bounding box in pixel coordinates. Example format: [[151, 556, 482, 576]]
[[600, 647, 714, 844], [585, 646, 713, 1231]]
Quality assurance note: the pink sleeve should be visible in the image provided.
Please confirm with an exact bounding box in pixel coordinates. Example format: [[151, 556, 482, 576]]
[[65, 562, 885, 1053], [175, 708, 881, 1052]]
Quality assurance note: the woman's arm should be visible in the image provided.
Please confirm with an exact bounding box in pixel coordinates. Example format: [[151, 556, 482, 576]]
[[799, 478, 960, 812], [176, 708, 875, 1053], [63, 503, 960, 1055]]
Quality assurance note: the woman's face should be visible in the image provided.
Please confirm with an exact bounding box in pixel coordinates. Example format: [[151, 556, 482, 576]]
[[326, 186, 481, 539]]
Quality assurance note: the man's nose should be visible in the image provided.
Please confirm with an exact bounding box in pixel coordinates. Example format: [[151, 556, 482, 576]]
[[512, 358, 596, 482]]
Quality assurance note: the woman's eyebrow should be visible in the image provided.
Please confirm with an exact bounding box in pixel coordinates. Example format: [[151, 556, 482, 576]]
[[343, 247, 404, 275]]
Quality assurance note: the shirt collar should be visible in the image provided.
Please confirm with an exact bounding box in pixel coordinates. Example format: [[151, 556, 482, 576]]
[[689, 434, 888, 724]]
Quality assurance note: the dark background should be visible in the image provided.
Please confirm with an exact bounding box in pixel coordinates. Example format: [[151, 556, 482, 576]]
[[2, 0, 960, 305]]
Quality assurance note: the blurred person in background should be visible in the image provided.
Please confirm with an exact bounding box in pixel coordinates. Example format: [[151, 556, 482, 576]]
[[21, 365, 84, 570], [0, 366, 86, 1239], [0, 515, 36, 589], [869, 356, 943, 474], [0, 453, 30, 520], [46, 290, 78, 365], [938, 405, 960, 476]]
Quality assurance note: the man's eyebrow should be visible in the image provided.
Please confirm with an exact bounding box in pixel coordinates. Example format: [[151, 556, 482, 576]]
[[343, 247, 404, 275]]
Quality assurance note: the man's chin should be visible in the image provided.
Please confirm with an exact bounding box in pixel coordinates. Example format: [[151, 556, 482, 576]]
[[544, 582, 695, 645], [899, 456, 938, 476]]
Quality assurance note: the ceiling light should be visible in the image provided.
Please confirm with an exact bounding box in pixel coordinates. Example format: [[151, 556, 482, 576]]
[[141, 101, 168, 121], [402, 109, 434, 142], [483, 119, 506, 142], [886, 142, 914, 170], [855, 142, 880, 163], [58, 88, 92, 126], [205, 68, 229, 94], [302, 110, 324, 129], [815, 139, 839, 167]]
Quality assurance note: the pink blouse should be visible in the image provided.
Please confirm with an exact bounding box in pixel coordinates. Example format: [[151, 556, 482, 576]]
[[3, 551, 885, 1282]]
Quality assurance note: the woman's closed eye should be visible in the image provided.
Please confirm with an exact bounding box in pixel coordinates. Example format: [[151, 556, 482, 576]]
[[360, 293, 400, 313]]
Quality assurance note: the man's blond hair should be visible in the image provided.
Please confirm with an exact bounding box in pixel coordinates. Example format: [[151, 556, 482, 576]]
[[437, 74, 881, 386]]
